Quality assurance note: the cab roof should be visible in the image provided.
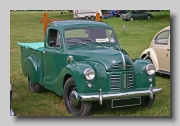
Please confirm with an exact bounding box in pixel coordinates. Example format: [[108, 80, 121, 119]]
[[48, 20, 112, 29]]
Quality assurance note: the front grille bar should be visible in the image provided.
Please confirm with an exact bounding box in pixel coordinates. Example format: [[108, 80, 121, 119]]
[[110, 72, 134, 91], [122, 74, 127, 89]]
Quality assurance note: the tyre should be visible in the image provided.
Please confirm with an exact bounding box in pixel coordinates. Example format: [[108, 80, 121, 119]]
[[129, 17, 134, 21], [85, 16, 89, 19], [141, 95, 156, 107], [146, 57, 153, 63], [147, 15, 151, 19], [28, 77, 44, 93], [91, 16, 95, 19], [63, 77, 92, 116]]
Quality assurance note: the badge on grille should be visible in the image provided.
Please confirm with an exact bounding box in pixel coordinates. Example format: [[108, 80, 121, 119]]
[[123, 63, 126, 67]]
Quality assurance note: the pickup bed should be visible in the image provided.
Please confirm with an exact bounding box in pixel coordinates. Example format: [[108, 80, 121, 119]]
[[18, 19, 162, 116]]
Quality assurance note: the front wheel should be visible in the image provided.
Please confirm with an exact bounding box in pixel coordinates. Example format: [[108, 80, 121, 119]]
[[63, 77, 92, 116], [141, 95, 156, 107]]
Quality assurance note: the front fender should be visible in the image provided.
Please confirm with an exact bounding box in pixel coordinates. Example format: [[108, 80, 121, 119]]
[[140, 48, 159, 71], [57, 62, 93, 95], [132, 58, 156, 89]]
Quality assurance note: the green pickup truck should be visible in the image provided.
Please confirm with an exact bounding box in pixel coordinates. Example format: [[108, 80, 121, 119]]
[[18, 19, 162, 116]]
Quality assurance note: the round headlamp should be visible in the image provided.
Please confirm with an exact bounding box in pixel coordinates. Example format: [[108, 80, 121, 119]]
[[84, 68, 95, 81], [145, 64, 156, 75]]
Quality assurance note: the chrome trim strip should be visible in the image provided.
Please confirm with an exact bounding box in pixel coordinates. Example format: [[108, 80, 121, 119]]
[[119, 51, 125, 64], [98, 89, 103, 105], [122, 74, 126, 89], [79, 85, 162, 104], [111, 97, 141, 108]]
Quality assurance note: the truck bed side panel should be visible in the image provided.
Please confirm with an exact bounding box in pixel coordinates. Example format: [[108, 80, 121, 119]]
[[20, 46, 43, 85]]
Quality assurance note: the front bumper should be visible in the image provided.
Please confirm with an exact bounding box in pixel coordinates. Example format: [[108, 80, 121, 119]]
[[79, 84, 162, 105]]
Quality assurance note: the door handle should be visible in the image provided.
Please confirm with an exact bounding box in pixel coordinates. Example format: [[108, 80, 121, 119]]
[[167, 48, 170, 51], [43, 50, 46, 54]]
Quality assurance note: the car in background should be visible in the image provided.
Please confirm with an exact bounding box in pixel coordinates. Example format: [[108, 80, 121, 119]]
[[107, 10, 117, 16], [140, 26, 170, 75], [143, 10, 163, 12], [115, 10, 128, 17], [102, 13, 113, 19], [120, 10, 153, 21]]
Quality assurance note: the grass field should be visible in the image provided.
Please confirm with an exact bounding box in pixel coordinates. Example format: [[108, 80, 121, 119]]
[[10, 10, 170, 116]]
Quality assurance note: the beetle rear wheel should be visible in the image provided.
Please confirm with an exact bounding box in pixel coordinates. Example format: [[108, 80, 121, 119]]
[[63, 77, 92, 116]]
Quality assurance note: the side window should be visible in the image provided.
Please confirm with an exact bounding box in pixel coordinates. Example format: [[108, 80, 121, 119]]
[[48, 29, 61, 47], [155, 30, 170, 45]]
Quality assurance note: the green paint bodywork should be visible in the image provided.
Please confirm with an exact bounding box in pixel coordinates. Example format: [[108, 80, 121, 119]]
[[18, 20, 159, 106]]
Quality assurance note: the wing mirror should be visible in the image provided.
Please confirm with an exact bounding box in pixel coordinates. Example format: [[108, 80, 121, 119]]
[[67, 55, 78, 66], [67, 55, 74, 63]]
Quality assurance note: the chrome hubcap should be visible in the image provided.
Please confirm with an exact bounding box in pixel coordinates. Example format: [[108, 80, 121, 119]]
[[70, 90, 79, 106]]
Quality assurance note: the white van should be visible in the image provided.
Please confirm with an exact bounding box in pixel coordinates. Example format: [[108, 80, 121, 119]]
[[73, 10, 102, 19]]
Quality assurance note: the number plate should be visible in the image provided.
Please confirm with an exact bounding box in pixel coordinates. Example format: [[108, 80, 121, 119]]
[[111, 97, 141, 108]]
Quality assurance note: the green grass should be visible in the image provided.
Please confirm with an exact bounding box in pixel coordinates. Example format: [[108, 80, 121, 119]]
[[10, 10, 170, 116]]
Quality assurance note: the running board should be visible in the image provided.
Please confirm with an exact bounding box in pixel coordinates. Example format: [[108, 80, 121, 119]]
[[157, 70, 170, 75]]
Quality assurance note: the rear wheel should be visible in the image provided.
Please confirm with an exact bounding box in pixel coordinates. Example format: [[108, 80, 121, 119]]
[[90, 16, 95, 19], [129, 17, 134, 21], [28, 77, 44, 93], [147, 15, 151, 19], [63, 77, 92, 116]]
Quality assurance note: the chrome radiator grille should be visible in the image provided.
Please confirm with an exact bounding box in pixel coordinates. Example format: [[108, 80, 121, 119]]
[[110, 62, 132, 71], [110, 72, 134, 91], [110, 74, 120, 91]]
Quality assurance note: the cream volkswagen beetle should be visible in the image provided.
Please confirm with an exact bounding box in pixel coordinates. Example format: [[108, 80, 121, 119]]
[[140, 26, 170, 75]]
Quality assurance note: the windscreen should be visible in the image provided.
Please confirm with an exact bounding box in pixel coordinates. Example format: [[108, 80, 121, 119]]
[[64, 27, 118, 46]]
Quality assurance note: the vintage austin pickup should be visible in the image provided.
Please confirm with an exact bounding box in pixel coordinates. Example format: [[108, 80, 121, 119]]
[[18, 19, 162, 116]]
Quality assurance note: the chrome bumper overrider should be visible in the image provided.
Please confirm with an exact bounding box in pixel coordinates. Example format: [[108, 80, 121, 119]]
[[79, 84, 162, 105]]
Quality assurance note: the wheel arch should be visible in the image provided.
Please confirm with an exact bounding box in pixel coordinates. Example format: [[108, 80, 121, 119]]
[[140, 48, 160, 71], [22, 55, 39, 83], [57, 63, 92, 96]]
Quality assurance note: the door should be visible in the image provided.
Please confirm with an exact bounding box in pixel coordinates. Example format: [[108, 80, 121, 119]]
[[139, 11, 146, 19], [152, 30, 170, 72], [43, 28, 64, 91], [131, 11, 139, 19], [166, 35, 170, 72]]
